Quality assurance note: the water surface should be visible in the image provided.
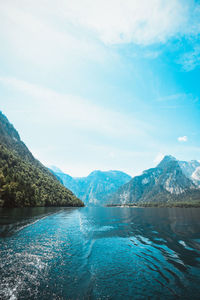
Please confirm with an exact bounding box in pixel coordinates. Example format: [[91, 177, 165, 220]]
[[0, 207, 200, 299]]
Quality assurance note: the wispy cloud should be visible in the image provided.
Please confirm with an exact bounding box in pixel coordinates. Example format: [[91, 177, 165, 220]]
[[0, 1, 109, 66], [156, 93, 198, 103], [0, 1, 199, 177], [1, 76, 163, 176], [1, 0, 200, 76], [1, 0, 200, 54], [0, 76, 152, 140], [179, 45, 200, 71], [60, 0, 197, 46], [178, 136, 188, 142]]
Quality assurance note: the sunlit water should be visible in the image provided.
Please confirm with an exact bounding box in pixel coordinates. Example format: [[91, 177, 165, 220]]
[[0, 207, 200, 299]]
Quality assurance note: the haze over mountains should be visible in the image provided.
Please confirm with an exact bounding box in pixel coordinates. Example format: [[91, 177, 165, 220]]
[[50, 168, 131, 206]]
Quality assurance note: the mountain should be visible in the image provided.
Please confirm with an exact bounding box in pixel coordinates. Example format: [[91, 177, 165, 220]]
[[108, 155, 200, 205], [192, 167, 200, 185], [0, 112, 84, 207], [179, 160, 200, 186], [51, 168, 131, 206]]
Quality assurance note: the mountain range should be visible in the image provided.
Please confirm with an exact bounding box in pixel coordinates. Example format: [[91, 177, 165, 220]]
[[50, 168, 131, 206], [108, 155, 200, 205], [0, 112, 84, 207], [1, 111, 199, 208]]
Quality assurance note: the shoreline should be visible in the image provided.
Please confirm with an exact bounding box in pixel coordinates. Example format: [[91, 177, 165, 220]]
[[106, 202, 200, 208]]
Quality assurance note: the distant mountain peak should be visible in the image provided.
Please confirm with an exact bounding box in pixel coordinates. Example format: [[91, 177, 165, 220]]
[[157, 155, 177, 168], [162, 155, 176, 161], [51, 169, 132, 206], [88, 170, 130, 177], [109, 154, 200, 205]]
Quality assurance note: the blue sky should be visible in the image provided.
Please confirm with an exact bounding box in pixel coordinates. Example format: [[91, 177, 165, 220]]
[[0, 0, 200, 176]]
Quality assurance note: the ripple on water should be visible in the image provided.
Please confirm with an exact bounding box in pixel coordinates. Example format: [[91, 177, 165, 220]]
[[0, 207, 200, 299]]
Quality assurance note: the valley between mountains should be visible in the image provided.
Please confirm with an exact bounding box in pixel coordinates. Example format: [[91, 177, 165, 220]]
[[51, 156, 200, 207], [1, 111, 200, 208]]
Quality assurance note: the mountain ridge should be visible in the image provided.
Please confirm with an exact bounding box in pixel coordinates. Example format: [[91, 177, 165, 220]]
[[108, 155, 200, 205], [50, 168, 131, 206]]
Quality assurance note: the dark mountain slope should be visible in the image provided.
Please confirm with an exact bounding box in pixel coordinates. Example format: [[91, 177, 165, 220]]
[[0, 112, 84, 207]]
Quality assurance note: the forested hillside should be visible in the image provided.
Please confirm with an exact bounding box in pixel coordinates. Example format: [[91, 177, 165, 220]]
[[0, 112, 84, 207]]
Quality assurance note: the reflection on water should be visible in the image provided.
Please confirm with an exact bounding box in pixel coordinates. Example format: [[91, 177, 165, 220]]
[[0, 207, 63, 237], [0, 207, 200, 299]]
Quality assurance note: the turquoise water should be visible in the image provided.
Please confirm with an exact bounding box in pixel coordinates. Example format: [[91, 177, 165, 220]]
[[0, 207, 200, 299]]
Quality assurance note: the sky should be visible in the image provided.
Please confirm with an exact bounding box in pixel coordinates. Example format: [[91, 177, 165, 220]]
[[0, 0, 200, 177]]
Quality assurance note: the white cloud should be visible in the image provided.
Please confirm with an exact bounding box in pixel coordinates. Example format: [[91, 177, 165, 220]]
[[178, 136, 188, 142], [1, 0, 200, 54], [0, 1, 109, 65], [59, 0, 200, 46], [1, 0, 200, 74]]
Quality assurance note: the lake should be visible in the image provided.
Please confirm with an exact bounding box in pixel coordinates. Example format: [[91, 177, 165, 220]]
[[0, 207, 200, 299]]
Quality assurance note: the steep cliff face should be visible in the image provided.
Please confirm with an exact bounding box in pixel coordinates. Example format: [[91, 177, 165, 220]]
[[108, 155, 200, 204], [191, 167, 200, 186], [0, 112, 84, 207], [51, 169, 131, 206]]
